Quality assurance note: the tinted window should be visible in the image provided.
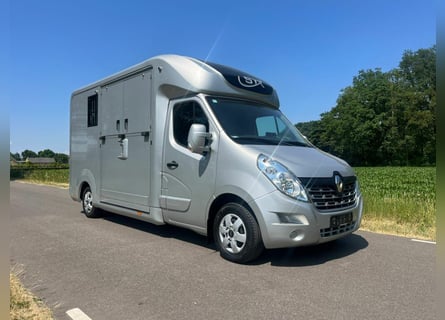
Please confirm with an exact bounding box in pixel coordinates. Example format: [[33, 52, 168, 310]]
[[173, 101, 208, 148], [87, 94, 98, 127]]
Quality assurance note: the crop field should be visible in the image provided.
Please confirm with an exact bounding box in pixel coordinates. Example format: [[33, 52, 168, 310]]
[[354, 167, 436, 240]]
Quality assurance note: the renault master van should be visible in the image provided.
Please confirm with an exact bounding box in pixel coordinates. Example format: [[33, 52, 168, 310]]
[[70, 55, 363, 263]]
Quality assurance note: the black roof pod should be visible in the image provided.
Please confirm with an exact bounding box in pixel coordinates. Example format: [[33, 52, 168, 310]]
[[203, 61, 274, 95]]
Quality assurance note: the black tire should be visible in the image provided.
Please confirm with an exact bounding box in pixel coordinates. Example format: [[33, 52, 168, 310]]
[[81, 186, 102, 218], [213, 202, 264, 263]]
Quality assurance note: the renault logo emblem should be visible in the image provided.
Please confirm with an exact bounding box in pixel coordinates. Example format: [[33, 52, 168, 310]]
[[334, 174, 343, 193]]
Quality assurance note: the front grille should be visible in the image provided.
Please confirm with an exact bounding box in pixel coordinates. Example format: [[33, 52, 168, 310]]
[[320, 222, 356, 237], [300, 176, 357, 211]]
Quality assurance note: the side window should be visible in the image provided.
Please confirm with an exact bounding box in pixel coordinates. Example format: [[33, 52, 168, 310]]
[[87, 94, 98, 127], [173, 101, 208, 148]]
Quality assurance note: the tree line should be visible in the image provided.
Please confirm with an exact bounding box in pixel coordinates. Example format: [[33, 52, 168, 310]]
[[296, 46, 436, 166], [10, 149, 69, 164]]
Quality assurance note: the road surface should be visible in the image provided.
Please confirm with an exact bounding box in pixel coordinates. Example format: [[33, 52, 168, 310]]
[[10, 181, 435, 320]]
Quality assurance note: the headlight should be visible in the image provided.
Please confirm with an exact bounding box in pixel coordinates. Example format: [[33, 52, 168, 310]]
[[257, 154, 308, 201]]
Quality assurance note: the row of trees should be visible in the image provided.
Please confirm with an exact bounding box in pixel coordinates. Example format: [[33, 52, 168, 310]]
[[10, 149, 69, 164], [296, 46, 436, 166]]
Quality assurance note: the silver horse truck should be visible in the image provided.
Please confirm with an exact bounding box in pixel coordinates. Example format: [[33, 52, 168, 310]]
[[70, 54, 363, 263]]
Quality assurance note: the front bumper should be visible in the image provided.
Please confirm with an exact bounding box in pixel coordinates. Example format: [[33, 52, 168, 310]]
[[248, 190, 363, 249]]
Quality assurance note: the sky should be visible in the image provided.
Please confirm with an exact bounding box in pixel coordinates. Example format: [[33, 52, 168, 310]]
[[7, 0, 436, 155]]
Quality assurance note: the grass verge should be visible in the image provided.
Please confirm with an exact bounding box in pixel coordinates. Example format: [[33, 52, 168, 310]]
[[10, 272, 54, 320], [10, 168, 69, 187]]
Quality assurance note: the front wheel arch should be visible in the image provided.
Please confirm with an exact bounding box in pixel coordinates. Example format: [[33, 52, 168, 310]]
[[207, 194, 257, 243]]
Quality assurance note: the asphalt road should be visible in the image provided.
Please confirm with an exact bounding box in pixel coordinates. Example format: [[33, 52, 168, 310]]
[[10, 181, 436, 320]]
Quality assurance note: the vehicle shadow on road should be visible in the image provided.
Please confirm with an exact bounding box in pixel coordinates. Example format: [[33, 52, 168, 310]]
[[101, 212, 217, 250], [100, 211, 368, 266], [253, 234, 369, 267]]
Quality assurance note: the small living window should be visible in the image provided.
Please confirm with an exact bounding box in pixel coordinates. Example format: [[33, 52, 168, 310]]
[[87, 94, 98, 127]]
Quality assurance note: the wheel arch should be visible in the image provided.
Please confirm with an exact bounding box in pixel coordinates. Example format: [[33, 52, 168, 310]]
[[80, 181, 90, 199], [207, 193, 257, 243], [76, 169, 98, 202]]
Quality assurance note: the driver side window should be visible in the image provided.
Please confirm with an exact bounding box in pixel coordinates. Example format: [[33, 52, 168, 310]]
[[173, 101, 209, 148]]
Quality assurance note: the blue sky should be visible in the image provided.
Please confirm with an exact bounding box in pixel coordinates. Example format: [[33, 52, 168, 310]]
[[8, 0, 435, 155]]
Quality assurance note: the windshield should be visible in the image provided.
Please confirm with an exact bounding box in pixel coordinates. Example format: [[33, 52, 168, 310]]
[[206, 97, 311, 147]]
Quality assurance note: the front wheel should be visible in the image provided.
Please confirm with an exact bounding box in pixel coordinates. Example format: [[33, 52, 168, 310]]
[[81, 186, 102, 218], [213, 203, 264, 263]]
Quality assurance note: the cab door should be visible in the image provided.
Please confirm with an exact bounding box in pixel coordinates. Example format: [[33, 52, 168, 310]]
[[160, 97, 218, 230]]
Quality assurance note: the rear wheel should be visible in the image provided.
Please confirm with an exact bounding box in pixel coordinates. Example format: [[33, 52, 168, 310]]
[[213, 202, 264, 263], [81, 186, 102, 218]]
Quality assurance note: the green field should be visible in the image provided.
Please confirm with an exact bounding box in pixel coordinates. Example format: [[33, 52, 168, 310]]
[[354, 167, 435, 240], [10, 166, 436, 240]]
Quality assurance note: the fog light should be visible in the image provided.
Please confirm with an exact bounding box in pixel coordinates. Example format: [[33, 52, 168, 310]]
[[289, 230, 304, 241]]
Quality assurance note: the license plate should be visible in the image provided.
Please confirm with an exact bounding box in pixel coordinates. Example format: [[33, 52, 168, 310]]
[[330, 212, 352, 228]]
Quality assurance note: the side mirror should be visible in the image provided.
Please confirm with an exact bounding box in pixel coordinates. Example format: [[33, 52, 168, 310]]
[[188, 124, 212, 154]]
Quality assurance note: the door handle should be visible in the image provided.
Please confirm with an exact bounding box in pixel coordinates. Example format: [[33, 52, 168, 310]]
[[167, 161, 179, 170], [118, 138, 128, 160]]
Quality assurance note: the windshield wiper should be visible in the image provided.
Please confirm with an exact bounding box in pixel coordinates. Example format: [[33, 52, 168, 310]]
[[232, 136, 310, 147], [232, 136, 277, 145], [278, 140, 310, 147]]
